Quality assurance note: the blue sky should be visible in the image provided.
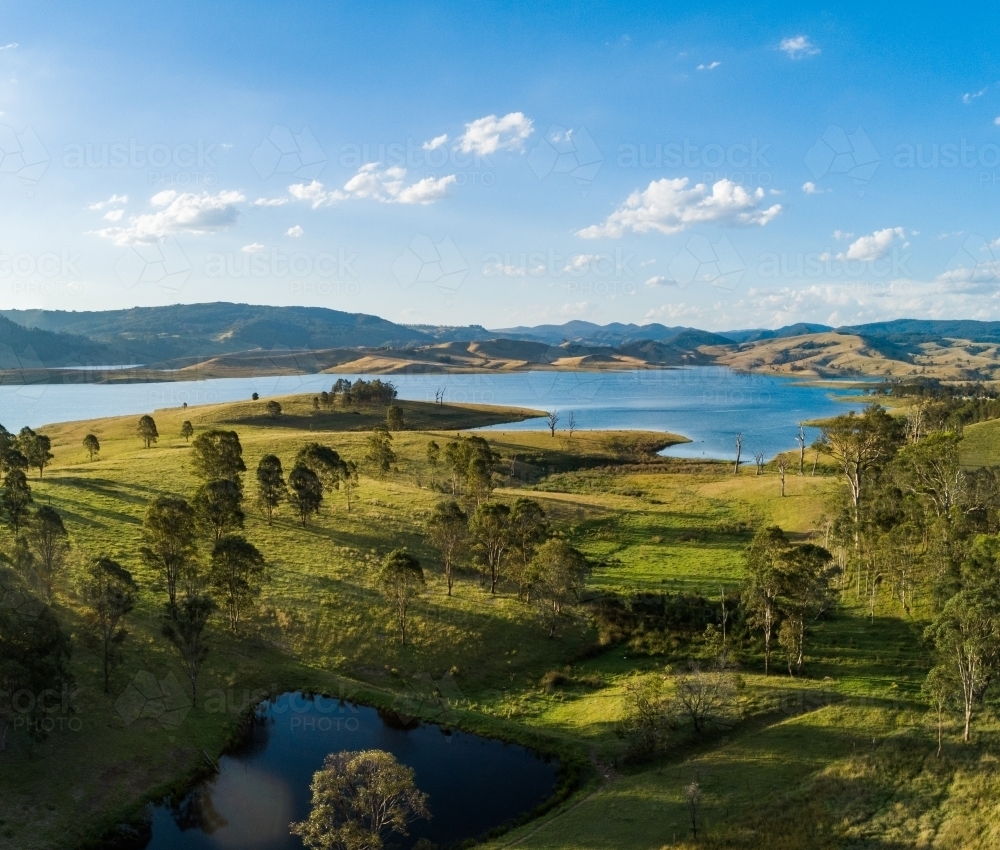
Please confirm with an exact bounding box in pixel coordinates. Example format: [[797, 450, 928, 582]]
[[1, 1, 1000, 330]]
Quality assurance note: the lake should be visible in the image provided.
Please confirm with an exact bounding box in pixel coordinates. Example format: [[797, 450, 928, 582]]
[[0, 367, 863, 461], [137, 693, 559, 849]]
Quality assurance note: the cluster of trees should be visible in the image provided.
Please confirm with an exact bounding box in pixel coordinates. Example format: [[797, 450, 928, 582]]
[[0, 424, 54, 482], [815, 403, 1000, 746], [319, 378, 398, 407], [425, 496, 589, 637]]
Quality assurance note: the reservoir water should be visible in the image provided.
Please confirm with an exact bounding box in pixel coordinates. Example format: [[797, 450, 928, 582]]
[[0, 367, 863, 461]]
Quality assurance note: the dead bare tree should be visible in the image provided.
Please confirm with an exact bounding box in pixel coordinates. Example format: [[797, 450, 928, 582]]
[[733, 432, 742, 475], [685, 779, 702, 841], [753, 451, 765, 475], [546, 410, 559, 437], [796, 423, 806, 475], [777, 456, 788, 496], [567, 411, 576, 438]]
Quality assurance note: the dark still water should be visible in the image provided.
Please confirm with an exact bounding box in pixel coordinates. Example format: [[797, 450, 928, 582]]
[[139, 693, 558, 850]]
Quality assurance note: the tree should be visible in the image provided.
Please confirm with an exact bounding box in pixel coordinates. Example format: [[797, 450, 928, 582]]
[[734, 432, 742, 475], [742, 526, 788, 675], [290, 750, 430, 850], [426, 440, 440, 468], [615, 675, 673, 756], [776, 543, 835, 676], [2, 470, 32, 535], [777, 456, 787, 496], [339, 460, 359, 512], [508, 498, 549, 601], [923, 665, 956, 757], [83, 433, 100, 461], [141, 496, 198, 605], [26, 506, 70, 598], [426, 501, 467, 596], [377, 550, 425, 646], [442, 436, 498, 501], [925, 589, 999, 742], [137, 415, 159, 449], [685, 780, 703, 842], [162, 595, 214, 708], [180, 420, 194, 442], [18, 427, 53, 478], [546, 410, 559, 437], [0, 602, 73, 742], [894, 432, 966, 521], [531, 539, 590, 637], [80, 557, 137, 693], [190, 429, 246, 484], [209, 535, 266, 634], [289, 463, 323, 526], [266, 400, 282, 418], [192, 479, 245, 541], [296, 443, 347, 492], [386, 404, 405, 431], [567, 411, 577, 438], [255, 454, 287, 525], [821, 404, 904, 536], [796, 423, 806, 475], [672, 663, 736, 733], [2, 448, 28, 478], [365, 427, 396, 479], [470, 502, 511, 593]]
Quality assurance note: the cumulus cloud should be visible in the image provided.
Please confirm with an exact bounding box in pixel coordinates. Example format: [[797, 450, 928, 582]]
[[456, 112, 534, 156], [779, 35, 820, 59], [645, 275, 675, 287], [90, 189, 244, 245], [995, 116, 1000, 126], [103, 209, 124, 222], [422, 133, 449, 151], [836, 227, 908, 262], [801, 181, 828, 194], [832, 229, 854, 241], [697, 61, 721, 70], [964, 88, 988, 104], [577, 178, 782, 239], [286, 225, 304, 238], [251, 197, 288, 207], [289, 165, 457, 207], [88, 194, 128, 211], [0, 43, 17, 50], [242, 243, 265, 253]]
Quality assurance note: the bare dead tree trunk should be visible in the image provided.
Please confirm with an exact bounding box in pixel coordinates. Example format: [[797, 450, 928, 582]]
[[797, 423, 806, 475], [734, 433, 742, 475]]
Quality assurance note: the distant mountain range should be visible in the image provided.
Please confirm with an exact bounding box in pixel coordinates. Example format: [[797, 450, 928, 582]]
[[4, 302, 1000, 381]]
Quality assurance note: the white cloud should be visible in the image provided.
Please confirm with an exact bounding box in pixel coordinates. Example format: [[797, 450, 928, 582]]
[[286, 225, 304, 238], [251, 197, 288, 207], [839, 227, 907, 261], [103, 209, 124, 222], [242, 243, 265, 253], [90, 189, 244, 246], [289, 165, 456, 207], [994, 116, 1000, 126], [645, 275, 675, 287], [832, 229, 854, 241], [422, 133, 449, 151], [697, 61, 721, 70], [577, 177, 782, 239], [88, 194, 128, 211], [779, 35, 820, 59], [456, 112, 534, 156], [0, 43, 17, 50], [801, 181, 828, 194], [964, 88, 988, 104]]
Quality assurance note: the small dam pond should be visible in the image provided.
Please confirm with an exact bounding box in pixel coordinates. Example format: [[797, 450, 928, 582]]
[[137, 692, 560, 849]]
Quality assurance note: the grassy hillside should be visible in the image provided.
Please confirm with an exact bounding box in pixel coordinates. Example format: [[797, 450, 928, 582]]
[[0, 394, 996, 850]]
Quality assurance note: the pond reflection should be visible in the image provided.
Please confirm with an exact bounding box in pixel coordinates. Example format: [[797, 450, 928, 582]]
[[138, 693, 558, 850]]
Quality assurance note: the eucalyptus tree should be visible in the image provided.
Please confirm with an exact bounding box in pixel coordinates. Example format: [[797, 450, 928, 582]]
[[136, 415, 159, 449], [81, 557, 137, 692]]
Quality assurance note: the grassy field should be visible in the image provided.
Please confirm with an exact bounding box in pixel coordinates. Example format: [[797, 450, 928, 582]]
[[0, 392, 997, 850]]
